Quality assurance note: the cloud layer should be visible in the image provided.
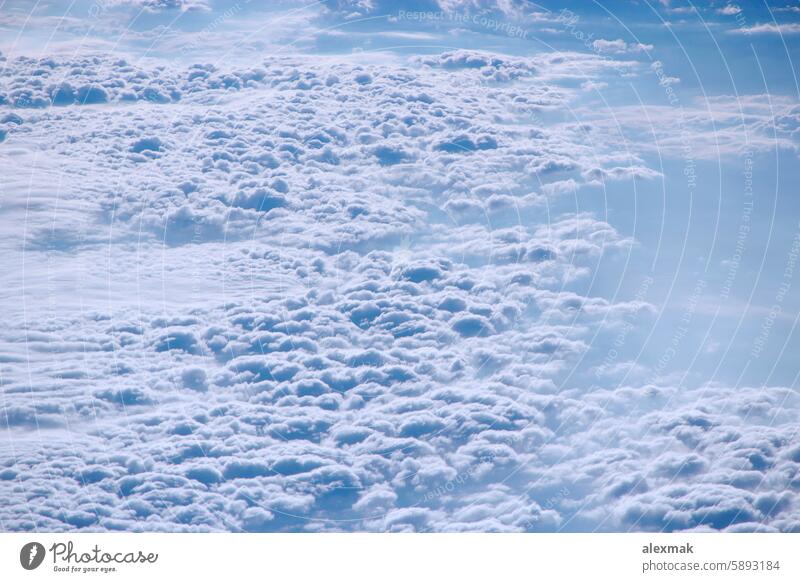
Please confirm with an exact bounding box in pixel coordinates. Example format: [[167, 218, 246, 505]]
[[1, 42, 799, 533]]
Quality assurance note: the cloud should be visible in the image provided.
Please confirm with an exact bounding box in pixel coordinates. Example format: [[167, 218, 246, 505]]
[[322, 0, 528, 18], [572, 94, 800, 160], [729, 23, 800, 35], [103, 0, 211, 11], [716, 5, 742, 16], [1, 25, 799, 534], [591, 39, 653, 55]]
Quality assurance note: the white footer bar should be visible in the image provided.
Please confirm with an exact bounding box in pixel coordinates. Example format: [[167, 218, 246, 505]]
[[1, 533, 797, 581]]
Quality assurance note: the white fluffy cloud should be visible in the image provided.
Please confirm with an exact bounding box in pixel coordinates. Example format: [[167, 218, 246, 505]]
[[1, 41, 799, 533], [591, 39, 653, 55]]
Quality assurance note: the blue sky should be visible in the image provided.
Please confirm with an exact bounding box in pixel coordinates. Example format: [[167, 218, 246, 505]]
[[1, 0, 800, 532]]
